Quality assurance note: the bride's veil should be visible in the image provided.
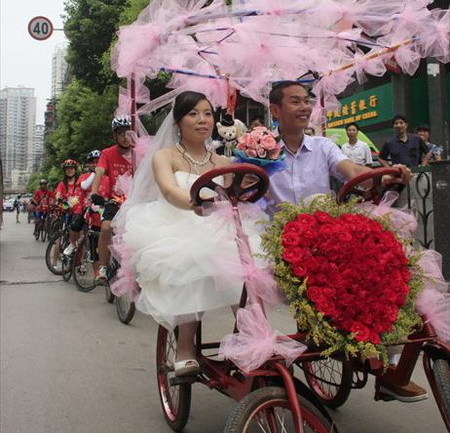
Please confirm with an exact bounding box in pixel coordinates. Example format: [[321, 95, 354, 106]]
[[113, 108, 178, 233]]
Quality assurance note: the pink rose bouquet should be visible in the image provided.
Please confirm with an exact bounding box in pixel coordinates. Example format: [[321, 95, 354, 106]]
[[233, 126, 285, 174]]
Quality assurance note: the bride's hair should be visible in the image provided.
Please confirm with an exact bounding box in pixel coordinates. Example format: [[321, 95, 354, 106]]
[[173, 91, 213, 123]]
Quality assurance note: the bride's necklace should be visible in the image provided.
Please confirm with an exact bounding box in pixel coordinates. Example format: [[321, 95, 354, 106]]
[[176, 141, 211, 174]]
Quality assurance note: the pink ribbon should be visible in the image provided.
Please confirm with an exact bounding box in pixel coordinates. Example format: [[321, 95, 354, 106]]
[[220, 303, 306, 373]]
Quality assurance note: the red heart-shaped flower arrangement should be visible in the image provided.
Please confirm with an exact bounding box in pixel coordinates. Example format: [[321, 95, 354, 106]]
[[281, 211, 411, 344]]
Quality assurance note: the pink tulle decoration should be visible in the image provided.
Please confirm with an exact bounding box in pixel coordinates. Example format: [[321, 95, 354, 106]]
[[109, 0, 448, 113], [109, 236, 140, 301], [132, 134, 152, 167], [353, 49, 387, 84], [420, 9, 450, 62], [114, 173, 133, 197], [357, 191, 418, 239], [210, 201, 284, 306], [219, 303, 307, 373], [116, 76, 151, 117], [416, 250, 450, 343]]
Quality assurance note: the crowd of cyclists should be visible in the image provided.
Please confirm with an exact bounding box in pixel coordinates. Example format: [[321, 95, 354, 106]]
[[31, 116, 133, 285]]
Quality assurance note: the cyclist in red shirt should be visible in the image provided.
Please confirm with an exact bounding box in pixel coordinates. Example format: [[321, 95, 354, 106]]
[[63, 150, 110, 256], [32, 179, 54, 237], [54, 159, 80, 204], [91, 116, 133, 283]]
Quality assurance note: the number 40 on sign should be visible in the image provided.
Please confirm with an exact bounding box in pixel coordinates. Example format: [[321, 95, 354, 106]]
[[28, 16, 54, 41]]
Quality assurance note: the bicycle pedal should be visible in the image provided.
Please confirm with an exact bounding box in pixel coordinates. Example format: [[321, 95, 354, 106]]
[[170, 376, 198, 386]]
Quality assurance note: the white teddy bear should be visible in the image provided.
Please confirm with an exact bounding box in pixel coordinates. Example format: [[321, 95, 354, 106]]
[[207, 114, 247, 157]]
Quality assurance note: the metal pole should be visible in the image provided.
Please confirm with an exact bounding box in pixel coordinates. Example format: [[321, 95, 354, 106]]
[[130, 74, 137, 174]]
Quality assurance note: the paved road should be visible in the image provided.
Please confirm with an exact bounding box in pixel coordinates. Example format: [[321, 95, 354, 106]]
[[0, 212, 447, 433]]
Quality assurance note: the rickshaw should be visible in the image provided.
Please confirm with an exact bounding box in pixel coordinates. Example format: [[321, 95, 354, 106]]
[[155, 163, 450, 433]]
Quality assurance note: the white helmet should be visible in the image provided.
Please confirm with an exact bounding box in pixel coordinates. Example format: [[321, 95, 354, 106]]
[[111, 116, 131, 131], [86, 150, 101, 160]]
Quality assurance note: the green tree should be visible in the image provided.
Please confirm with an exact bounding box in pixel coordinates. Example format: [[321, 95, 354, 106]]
[[44, 80, 117, 170], [64, 0, 128, 93]]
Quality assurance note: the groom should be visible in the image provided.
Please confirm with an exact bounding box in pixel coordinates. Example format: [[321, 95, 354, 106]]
[[266, 81, 427, 403], [265, 81, 411, 217]]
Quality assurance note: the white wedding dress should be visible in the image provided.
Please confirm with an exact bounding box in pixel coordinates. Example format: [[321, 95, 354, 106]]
[[122, 171, 267, 329]]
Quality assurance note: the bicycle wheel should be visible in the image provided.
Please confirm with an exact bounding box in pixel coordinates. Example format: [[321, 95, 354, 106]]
[[34, 221, 42, 241], [45, 233, 64, 275], [156, 326, 192, 432], [49, 218, 61, 240], [432, 358, 450, 429], [61, 254, 73, 282], [73, 243, 96, 292], [104, 257, 117, 303], [302, 358, 353, 408], [104, 282, 115, 303], [224, 386, 337, 433], [116, 294, 136, 324], [40, 222, 48, 242]]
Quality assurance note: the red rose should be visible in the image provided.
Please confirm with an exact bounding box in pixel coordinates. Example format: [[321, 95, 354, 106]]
[[313, 211, 334, 224], [283, 220, 303, 233], [282, 247, 307, 264], [292, 264, 307, 278], [282, 211, 411, 346], [282, 233, 301, 248], [350, 322, 371, 342]]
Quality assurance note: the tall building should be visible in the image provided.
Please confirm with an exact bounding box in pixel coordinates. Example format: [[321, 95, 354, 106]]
[[51, 44, 68, 98], [29, 124, 45, 172], [0, 87, 36, 191]]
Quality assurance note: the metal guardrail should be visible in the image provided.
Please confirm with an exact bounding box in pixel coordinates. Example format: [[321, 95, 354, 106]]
[[407, 166, 434, 249]]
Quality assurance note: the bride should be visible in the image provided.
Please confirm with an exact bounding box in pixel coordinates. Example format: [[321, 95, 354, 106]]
[[113, 91, 266, 376]]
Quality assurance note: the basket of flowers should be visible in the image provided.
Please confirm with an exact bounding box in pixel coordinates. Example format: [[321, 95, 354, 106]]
[[233, 126, 285, 174], [261, 194, 425, 363]]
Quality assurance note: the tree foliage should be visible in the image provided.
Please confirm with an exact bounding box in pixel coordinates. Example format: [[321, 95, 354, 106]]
[[64, 0, 128, 93], [44, 80, 117, 169]]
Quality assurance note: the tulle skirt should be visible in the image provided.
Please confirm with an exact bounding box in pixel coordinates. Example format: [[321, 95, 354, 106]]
[[123, 199, 266, 329]]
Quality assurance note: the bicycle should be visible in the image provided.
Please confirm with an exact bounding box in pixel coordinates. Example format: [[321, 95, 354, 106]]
[[155, 164, 337, 433], [98, 197, 137, 324], [34, 206, 50, 242], [156, 165, 450, 432], [70, 208, 102, 292], [45, 209, 72, 276], [104, 255, 136, 324]]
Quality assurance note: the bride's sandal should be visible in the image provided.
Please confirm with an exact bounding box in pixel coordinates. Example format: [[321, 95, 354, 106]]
[[174, 359, 200, 377]]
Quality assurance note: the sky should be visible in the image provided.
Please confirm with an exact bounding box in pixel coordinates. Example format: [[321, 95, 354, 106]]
[[1, 0, 68, 124]]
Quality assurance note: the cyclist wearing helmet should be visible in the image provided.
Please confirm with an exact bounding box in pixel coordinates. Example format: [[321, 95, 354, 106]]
[[63, 150, 109, 257], [54, 160, 84, 235], [32, 179, 54, 238], [90, 115, 134, 283], [55, 159, 79, 203]]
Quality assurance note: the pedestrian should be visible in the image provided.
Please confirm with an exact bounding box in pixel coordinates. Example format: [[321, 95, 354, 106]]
[[113, 91, 267, 376], [378, 114, 431, 168], [13, 194, 21, 223], [416, 124, 443, 162], [341, 122, 373, 166]]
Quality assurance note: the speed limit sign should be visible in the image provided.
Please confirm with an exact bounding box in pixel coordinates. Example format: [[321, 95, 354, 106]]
[[28, 16, 54, 41]]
